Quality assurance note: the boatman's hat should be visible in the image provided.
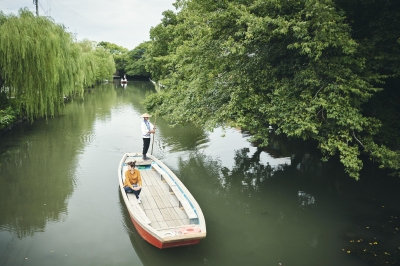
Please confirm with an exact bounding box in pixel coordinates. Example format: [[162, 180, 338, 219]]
[[140, 113, 152, 118]]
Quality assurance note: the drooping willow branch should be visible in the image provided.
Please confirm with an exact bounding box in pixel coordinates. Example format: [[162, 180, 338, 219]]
[[0, 8, 115, 122]]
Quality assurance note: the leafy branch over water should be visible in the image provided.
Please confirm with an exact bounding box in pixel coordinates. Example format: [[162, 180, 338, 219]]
[[142, 0, 400, 180]]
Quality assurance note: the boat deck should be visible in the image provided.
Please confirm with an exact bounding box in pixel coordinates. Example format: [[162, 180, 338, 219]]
[[124, 165, 191, 230]]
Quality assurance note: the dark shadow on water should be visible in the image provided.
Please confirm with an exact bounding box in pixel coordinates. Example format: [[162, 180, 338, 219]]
[[175, 146, 400, 266]]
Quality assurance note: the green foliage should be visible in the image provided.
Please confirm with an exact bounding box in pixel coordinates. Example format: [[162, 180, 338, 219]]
[[145, 10, 181, 81], [143, 0, 400, 179], [75, 40, 116, 86], [97, 41, 128, 72], [0, 106, 17, 130], [335, 0, 400, 78], [92, 46, 116, 81], [125, 42, 151, 77], [0, 9, 77, 121], [0, 91, 17, 130], [97, 41, 128, 54], [0, 91, 8, 109], [0, 9, 115, 122]]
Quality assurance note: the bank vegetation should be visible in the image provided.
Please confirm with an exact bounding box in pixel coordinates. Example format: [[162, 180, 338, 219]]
[[0, 8, 115, 128], [139, 0, 400, 180]]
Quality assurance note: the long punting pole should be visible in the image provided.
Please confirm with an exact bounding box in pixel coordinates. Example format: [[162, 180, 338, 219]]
[[150, 115, 157, 155]]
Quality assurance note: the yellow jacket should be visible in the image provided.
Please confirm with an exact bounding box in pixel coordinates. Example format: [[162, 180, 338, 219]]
[[123, 169, 142, 189]]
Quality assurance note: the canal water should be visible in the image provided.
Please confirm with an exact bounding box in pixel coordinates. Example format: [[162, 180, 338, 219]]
[[0, 82, 399, 266]]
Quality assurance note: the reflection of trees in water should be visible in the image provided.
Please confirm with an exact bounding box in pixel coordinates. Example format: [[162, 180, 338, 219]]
[[117, 81, 156, 110], [176, 148, 327, 265], [174, 134, 399, 266], [176, 146, 324, 231], [156, 121, 207, 153], [298, 191, 316, 208], [0, 84, 131, 238], [230, 148, 275, 187], [177, 151, 222, 184], [0, 81, 174, 240], [177, 147, 289, 195], [0, 134, 74, 238]]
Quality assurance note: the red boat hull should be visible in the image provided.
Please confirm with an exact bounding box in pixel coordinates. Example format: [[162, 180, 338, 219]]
[[129, 214, 201, 249]]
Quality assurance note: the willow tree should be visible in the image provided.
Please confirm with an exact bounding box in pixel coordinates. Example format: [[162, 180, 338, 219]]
[[75, 39, 98, 88], [0, 9, 98, 122], [93, 46, 116, 82], [76, 39, 116, 86]]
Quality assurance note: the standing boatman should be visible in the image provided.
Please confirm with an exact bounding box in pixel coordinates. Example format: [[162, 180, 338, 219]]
[[140, 113, 156, 160]]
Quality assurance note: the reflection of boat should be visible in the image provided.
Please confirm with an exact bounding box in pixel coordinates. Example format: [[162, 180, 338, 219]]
[[118, 152, 206, 249], [121, 75, 128, 84]]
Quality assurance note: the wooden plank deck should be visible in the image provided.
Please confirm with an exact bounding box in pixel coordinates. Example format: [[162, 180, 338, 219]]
[[123, 166, 191, 230]]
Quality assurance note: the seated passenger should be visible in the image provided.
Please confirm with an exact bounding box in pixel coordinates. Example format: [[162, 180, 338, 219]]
[[123, 161, 142, 203]]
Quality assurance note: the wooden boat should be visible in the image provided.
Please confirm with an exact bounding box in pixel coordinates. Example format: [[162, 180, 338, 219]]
[[121, 75, 128, 84], [118, 152, 207, 249]]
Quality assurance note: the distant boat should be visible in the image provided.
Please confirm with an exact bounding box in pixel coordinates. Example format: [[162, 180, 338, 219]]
[[121, 75, 128, 84], [118, 152, 207, 249]]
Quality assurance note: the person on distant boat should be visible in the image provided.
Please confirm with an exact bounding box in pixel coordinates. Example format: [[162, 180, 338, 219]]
[[123, 161, 142, 203], [140, 113, 156, 160]]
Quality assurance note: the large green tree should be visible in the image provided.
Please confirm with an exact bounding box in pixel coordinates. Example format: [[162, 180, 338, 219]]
[[0, 9, 81, 121], [125, 41, 151, 78], [335, 0, 400, 150], [144, 10, 181, 82], [0, 9, 115, 123], [143, 0, 400, 179], [82, 41, 116, 82], [97, 41, 128, 74]]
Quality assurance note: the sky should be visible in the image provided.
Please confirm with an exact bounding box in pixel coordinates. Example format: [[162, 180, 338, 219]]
[[0, 0, 176, 50]]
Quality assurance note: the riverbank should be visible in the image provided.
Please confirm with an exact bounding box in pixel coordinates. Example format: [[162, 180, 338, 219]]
[[0, 116, 27, 136], [0, 86, 91, 136]]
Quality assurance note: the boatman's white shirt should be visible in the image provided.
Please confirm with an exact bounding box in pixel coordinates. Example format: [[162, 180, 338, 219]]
[[141, 120, 154, 138]]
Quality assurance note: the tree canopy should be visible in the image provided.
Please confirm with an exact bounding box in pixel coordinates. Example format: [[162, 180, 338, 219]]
[[125, 41, 151, 77], [142, 0, 400, 179], [97, 40, 151, 79], [97, 41, 128, 74], [0, 9, 115, 122]]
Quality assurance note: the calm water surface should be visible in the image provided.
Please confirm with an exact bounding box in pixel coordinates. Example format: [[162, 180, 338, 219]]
[[1, 82, 399, 266]]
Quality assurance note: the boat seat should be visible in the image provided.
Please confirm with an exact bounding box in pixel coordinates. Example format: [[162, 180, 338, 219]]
[[152, 164, 176, 189], [127, 193, 151, 224], [152, 164, 199, 224]]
